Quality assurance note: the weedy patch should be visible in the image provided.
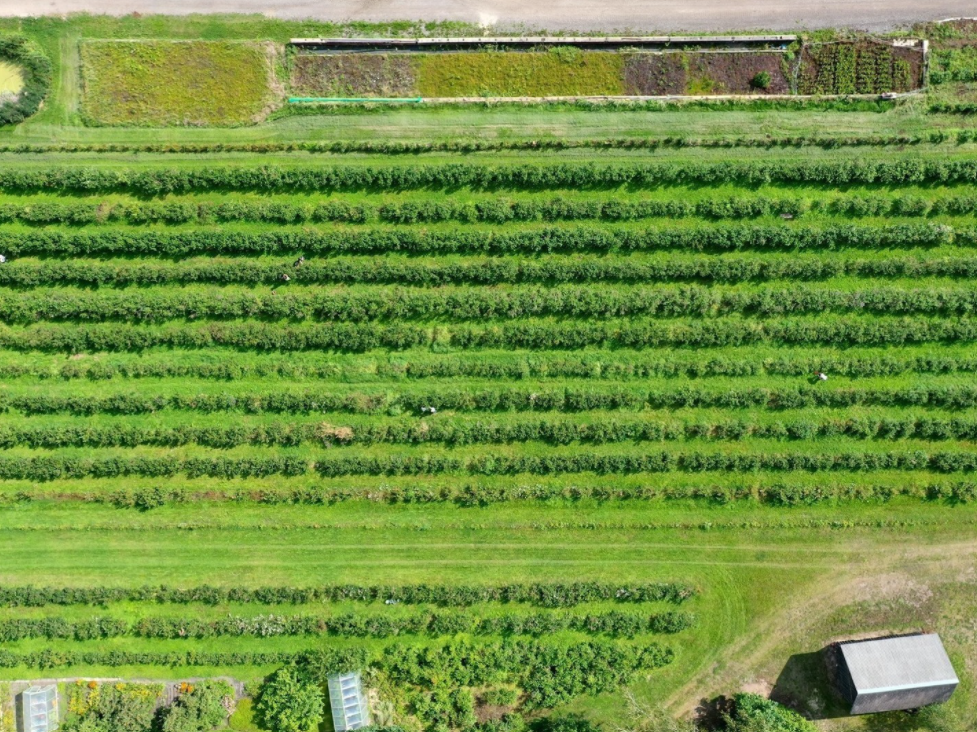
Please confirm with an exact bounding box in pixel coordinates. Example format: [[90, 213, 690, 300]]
[[80, 40, 280, 126]]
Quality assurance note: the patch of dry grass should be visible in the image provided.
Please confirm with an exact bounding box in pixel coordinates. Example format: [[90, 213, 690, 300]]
[[80, 40, 279, 126], [415, 48, 625, 97]]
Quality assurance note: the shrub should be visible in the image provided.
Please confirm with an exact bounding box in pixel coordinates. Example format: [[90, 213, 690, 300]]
[[750, 72, 771, 90], [723, 694, 816, 732], [0, 36, 52, 125], [0, 581, 695, 608], [254, 668, 324, 732], [160, 681, 234, 732]]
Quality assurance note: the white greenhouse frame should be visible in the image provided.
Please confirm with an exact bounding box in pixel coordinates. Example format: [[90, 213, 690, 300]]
[[22, 685, 59, 732], [327, 672, 370, 732]]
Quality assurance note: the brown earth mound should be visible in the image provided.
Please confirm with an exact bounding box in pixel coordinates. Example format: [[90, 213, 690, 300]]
[[291, 54, 416, 97], [624, 52, 789, 95]]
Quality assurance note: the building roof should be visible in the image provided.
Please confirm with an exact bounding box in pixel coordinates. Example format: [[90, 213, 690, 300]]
[[327, 671, 370, 732], [840, 634, 958, 694]]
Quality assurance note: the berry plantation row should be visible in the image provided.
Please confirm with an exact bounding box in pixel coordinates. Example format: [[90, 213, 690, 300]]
[[1, 160, 977, 512]]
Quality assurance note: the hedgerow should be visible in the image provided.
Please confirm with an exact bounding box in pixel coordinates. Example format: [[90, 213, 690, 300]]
[[11, 251, 977, 290], [17, 189, 972, 227], [9, 477, 977, 508], [3, 314, 977, 353], [0, 609, 696, 641], [12, 382, 977, 417], [310, 450, 974, 477], [2, 160, 977, 196], [0, 648, 306, 669], [14, 350, 977, 383], [6, 191, 974, 230], [9, 284, 977, 324], [8, 413, 977, 450], [4, 448, 977, 481], [0, 222, 952, 258], [0, 194, 808, 226], [0, 454, 308, 481], [0, 128, 957, 157], [0, 581, 696, 607]]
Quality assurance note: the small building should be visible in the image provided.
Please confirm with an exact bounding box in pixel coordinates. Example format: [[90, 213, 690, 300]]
[[837, 634, 959, 714], [21, 685, 59, 732], [327, 672, 370, 732]]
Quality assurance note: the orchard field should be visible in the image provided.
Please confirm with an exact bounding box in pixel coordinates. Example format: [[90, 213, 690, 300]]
[[0, 13, 976, 732], [0, 152, 973, 731]]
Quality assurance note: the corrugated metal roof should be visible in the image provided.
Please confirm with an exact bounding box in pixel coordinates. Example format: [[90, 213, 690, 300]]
[[840, 634, 958, 693]]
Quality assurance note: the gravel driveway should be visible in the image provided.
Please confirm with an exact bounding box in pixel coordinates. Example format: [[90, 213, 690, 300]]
[[1, 0, 973, 33]]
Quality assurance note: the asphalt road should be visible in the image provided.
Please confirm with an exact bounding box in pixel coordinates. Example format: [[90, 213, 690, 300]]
[[0, 0, 973, 32]]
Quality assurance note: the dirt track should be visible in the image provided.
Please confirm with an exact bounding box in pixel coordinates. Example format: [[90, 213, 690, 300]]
[[1, 0, 974, 32]]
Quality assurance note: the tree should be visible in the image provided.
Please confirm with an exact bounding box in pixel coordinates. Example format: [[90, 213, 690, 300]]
[[254, 668, 324, 732], [723, 694, 816, 732]]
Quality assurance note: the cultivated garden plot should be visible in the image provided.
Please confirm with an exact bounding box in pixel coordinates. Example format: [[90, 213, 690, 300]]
[[289, 41, 921, 100]]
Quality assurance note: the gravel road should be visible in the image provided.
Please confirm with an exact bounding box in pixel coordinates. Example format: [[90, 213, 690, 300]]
[[0, 0, 973, 33]]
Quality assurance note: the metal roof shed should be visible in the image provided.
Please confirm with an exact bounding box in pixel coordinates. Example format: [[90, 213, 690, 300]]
[[21, 685, 59, 732], [327, 672, 370, 732], [837, 634, 959, 714]]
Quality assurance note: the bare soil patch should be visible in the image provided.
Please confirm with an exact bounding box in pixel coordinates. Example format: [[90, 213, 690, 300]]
[[623, 52, 789, 95], [291, 54, 416, 97]]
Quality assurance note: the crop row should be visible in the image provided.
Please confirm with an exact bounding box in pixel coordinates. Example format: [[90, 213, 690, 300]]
[[5, 449, 977, 481], [5, 160, 977, 195], [0, 609, 696, 642], [10, 253, 977, 289], [0, 648, 297, 669], [84, 478, 977, 509], [22, 351, 977, 382], [11, 383, 977, 416], [4, 316, 977, 353], [12, 414, 977, 450], [7, 191, 977, 227], [0, 581, 694, 607], [0, 639, 671, 710], [6, 125, 965, 158], [12, 284, 977, 324], [0, 223, 953, 258]]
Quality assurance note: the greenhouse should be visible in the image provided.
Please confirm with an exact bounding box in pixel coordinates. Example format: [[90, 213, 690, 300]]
[[327, 671, 370, 732], [21, 685, 59, 732]]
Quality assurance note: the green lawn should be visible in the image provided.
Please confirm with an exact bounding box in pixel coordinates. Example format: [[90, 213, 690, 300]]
[[0, 499, 973, 731]]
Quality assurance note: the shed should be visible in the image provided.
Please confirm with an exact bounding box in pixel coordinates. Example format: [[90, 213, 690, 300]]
[[837, 634, 958, 714], [327, 672, 370, 732], [21, 685, 59, 732]]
